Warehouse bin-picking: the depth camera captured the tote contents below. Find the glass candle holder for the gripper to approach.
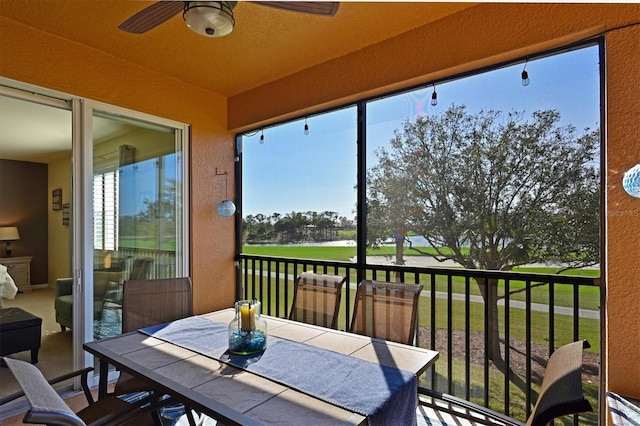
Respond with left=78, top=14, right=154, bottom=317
left=228, top=300, right=267, bottom=355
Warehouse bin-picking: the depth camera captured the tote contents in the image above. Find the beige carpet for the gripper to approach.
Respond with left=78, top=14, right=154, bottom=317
left=1, top=287, right=74, bottom=408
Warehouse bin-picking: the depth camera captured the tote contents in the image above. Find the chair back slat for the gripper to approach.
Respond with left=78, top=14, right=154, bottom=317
left=122, top=277, right=193, bottom=333
left=526, top=340, right=593, bottom=426
left=289, top=272, right=346, bottom=329
left=350, top=280, right=423, bottom=345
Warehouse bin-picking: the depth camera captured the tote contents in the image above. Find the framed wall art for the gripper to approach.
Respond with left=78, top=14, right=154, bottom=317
left=52, top=188, right=62, bottom=210
left=62, top=203, right=70, bottom=226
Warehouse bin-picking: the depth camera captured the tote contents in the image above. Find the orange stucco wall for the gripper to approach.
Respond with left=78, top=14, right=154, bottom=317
left=604, top=24, right=640, bottom=399
left=0, top=17, right=237, bottom=315
left=228, top=3, right=618, bottom=131
left=3, top=2, right=640, bottom=418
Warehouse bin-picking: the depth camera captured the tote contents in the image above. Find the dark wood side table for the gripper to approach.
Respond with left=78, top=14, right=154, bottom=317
left=0, top=256, right=33, bottom=293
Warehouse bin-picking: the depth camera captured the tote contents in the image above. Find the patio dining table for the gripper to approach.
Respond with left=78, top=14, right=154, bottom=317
left=83, top=308, right=439, bottom=425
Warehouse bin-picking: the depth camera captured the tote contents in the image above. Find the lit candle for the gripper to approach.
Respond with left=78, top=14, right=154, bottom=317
left=240, top=302, right=255, bottom=331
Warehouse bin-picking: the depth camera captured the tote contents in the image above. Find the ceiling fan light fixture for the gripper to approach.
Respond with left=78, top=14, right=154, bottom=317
left=184, top=1, right=236, bottom=38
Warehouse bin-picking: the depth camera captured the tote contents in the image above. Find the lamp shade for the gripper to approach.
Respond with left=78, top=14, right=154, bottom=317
left=623, top=164, right=640, bottom=198
left=0, top=227, right=20, bottom=241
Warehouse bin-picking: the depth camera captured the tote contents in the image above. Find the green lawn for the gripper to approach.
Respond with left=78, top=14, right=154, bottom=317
left=242, top=244, right=600, bottom=353
left=243, top=244, right=452, bottom=260
left=241, top=245, right=600, bottom=311
left=119, top=238, right=176, bottom=250
left=243, top=245, right=357, bottom=261
left=246, top=274, right=599, bottom=354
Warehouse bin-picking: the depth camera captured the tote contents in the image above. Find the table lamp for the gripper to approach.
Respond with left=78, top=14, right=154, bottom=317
left=0, top=226, right=20, bottom=257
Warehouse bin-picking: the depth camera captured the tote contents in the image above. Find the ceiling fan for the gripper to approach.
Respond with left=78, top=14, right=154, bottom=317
left=118, top=1, right=339, bottom=38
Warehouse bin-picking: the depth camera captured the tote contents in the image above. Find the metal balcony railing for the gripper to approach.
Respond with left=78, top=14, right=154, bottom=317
left=237, top=253, right=600, bottom=425
left=97, top=248, right=177, bottom=279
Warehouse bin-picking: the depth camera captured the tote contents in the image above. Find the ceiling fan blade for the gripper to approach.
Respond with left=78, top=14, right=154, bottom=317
left=251, top=1, right=339, bottom=17
left=118, top=1, right=185, bottom=34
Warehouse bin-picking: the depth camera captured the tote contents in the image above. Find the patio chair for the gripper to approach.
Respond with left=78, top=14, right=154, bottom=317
left=129, top=257, right=154, bottom=281
left=607, top=391, right=640, bottom=425
left=107, top=277, right=201, bottom=425
left=95, top=257, right=154, bottom=334
left=289, top=272, right=346, bottom=329
left=112, top=277, right=194, bottom=396
left=419, top=340, right=593, bottom=426
left=349, top=280, right=423, bottom=345
left=1, top=357, right=162, bottom=425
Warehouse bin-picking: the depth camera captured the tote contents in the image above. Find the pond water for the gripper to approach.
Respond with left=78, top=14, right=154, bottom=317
left=245, top=236, right=431, bottom=247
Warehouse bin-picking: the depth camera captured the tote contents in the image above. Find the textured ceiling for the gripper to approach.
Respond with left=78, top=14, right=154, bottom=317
left=0, top=1, right=475, bottom=162
left=0, top=1, right=475, bottom=97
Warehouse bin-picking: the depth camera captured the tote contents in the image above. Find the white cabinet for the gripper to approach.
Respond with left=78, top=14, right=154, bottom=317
left=0, top=256, right=32, bottom=293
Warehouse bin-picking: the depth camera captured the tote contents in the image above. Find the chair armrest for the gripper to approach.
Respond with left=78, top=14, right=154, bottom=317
left=0, top=366, right=94, bottom=407
left=55, top=278, right=74, bottom=297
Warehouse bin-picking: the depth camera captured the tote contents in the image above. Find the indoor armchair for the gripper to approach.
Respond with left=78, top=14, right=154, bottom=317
left=54, top=277, right=112, bottom=332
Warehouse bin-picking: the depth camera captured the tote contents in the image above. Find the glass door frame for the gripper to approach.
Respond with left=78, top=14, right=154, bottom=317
left=77, top=99, right=190, bottom=385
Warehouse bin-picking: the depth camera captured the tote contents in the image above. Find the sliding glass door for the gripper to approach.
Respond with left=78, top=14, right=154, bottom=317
left=0, top=84, right=75, bottom=397
left=0, top=79, right=190, bottom=395
left=83, top=104, right=189, bottom=342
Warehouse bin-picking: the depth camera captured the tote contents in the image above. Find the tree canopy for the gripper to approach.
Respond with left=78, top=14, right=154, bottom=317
left=366, top=105, right=600, bottom=271
left=366, top=104, right=600, bottom=384
left=119, top=178, right=178, bottom=248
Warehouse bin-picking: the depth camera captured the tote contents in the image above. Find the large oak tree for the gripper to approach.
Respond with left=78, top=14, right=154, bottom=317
left=366, top=105, right=599, bottom=386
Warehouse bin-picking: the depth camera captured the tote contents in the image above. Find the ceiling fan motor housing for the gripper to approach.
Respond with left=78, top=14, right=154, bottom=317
left=183, top=1, right=237, bottom=38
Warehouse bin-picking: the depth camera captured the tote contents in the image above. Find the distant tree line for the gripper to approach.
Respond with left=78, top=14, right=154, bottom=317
left=243, top=211, right=355, bottom=243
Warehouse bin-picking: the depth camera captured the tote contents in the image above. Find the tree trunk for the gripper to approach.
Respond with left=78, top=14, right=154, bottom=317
left=478, top=277, right=502, bottom=361
left=394, top=223, right=405, bottom=266
left=476, top=277, right=531, bottom=398
left=393, top=223, right=405, bottom=282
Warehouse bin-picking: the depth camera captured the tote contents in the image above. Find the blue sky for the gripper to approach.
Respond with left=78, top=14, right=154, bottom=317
left=241, top=44, right=601, bottom=219
left=119, top=153, right=179, bottom=216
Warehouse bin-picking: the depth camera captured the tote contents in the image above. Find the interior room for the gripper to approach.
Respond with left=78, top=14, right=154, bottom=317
left=0, top=94, right=181, bottom=400
left=0, top=95, right=74, bottom=394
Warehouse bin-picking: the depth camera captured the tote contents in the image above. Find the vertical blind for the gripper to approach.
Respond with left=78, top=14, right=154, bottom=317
left=93, top=144, right=134, bottom=251
left=93, top=170, right=118, bottom=251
